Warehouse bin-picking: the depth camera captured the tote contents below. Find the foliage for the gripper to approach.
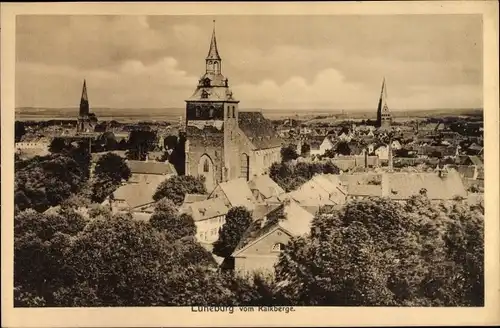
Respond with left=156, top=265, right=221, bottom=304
left=335, top=141, right=351, bottom=156
left=269, top=161, right=340, bottom=192
left=153, top=175, right=206, bottom=206
left=15, top=153, right=89, bottom=212
left=280, top=144, right=299, bottom=162
left=15, top=121, right=27, bottom=142
left=169, top=133, right=186, bottom=175
left=126, top=130, right=157, bottom=160
left=149, top=198, right=197, bottom=239
left=274, top=196, right=484, bottom=306
left=213, top=206, right=253, bottom=258
left=300, top=143, right=311, bottom=155
left=91, top=153, right=131, bottom=203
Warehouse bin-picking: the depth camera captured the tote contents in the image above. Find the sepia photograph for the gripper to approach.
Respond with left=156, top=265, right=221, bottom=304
left=2, top=1, right=499, bottom=327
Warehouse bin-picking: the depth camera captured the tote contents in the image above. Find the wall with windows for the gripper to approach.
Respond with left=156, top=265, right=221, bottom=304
left=234, top=227, right=291, bottom=274
left=195, top=214, right=226, bottom=244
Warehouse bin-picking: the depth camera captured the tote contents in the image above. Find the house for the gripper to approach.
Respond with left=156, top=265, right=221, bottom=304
left=104, top=178, right=164, bottom=213
left=180, top=197, right=230, bottom=244
left=283, top=174, right=347, bottom=214
left=391, top=140, right=402, bottom=150
left=375, top=145, right=389, bottom=160
left=318, top=136, right=335, bottom=155
left=179, top=193, right=208, bottom=212
left=232, top=200, right=314, bottom=275
left=385, top=169, right=467, bottom=201
left=209, top=178, right=257, bottom=210
left=247, top=175, right=285, bottom=204
left=127, top=160, right=177, bottom=185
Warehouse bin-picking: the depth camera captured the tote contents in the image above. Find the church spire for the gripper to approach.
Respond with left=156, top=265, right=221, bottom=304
left=79, top=79, right=89, bottom=116
left=207, top=20, right=221, bottom=60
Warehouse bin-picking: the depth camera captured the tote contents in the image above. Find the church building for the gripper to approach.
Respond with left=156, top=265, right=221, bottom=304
left=184, top=22, right=283, bottom=192
left=77, top=79, right=97, bottom=133
left=376, top=78, right=392, bottom=130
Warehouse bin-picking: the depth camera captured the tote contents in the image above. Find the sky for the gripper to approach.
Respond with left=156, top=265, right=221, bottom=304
left=15, top=15, right=483, bottom=111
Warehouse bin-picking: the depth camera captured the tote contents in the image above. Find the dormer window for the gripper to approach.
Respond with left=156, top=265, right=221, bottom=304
left=203, top=78, right=211, bottom=87
left=201, top=90, right=209, bottom=99
left=271, top=243, right=286, bottom=252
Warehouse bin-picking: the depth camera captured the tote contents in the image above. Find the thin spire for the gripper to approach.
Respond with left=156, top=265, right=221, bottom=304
left=81, top=79, right=88, bottom=102
left=207, top=20, right=221, bottom=60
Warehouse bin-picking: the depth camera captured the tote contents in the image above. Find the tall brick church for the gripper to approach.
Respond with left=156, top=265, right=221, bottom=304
left=184, top=22, right=282, bottom=191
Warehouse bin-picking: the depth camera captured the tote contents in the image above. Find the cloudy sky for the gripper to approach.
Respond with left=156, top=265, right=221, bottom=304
left=16, top=15, right=482, bottom=111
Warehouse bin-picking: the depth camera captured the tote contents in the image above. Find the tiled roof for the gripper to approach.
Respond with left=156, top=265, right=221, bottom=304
left=238, top=111, right=283, bottom=149
left=247, top=175, right=285, bottom=199
left=188, top=86, right=236, bottom=102
left=386, top=170, right=467, bottom=200
left=112, top=179, right=163, bottom=209
left=181, top=197, right=229, bottom=222
left=214, top=178, right=257, bottom=210
left=183, top=193, right=208, bottom=204
left=232, top=200, right=314, bottom=256
left=348, top=184, right=383, bottom=197
left=127, top=160, right=177, bottom=175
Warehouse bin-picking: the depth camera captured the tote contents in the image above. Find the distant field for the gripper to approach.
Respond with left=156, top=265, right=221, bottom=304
left=15, top=107, right=483, bottom=123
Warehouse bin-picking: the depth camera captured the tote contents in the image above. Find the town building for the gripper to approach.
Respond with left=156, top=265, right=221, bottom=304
left=232, top=199, right=314, bottom=275
left=184, top=22, right=282, bottom=192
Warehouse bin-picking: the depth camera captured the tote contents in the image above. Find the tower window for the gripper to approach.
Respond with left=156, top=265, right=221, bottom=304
left=232, top=106, right=236, bottom=118
left=201, top=90, right=209, bottom=99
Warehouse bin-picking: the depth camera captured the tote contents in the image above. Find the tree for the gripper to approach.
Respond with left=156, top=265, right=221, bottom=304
left=274, top=197, right=484, bottom=306
left=335, top=141, right=351, bottom=156
left=153, top=175, right=206, bottom=206
left=126, top=130, right=157, bottom=160
left=300, top=143, right=311, bottom=156
left=48, top=138, right=69, bottom=154
left=212, top=206, right=253, bottom=258
left=280, top=144, right=299, bottom=162
left=149, top=199, right=197, bottom=239
left=91, top=153, right=131, bottom=203
left=15, top=121, right=26, bottom=142
left=169, top=133, right=186, bottom=175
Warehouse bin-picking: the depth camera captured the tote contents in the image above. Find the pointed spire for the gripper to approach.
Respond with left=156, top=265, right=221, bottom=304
left=207, top=20, right=221, bottom=60
left=81, top=79, right=88, bottom=102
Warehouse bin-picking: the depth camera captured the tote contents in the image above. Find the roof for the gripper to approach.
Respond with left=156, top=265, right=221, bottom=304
left=468, top=155, right=483, bottom=166
left=348, top=184, right=383, bottom=197
left=284, top=174, right=345, bottom=207
left=181, top=197, right=230, bottom=222
left=206, top=23, right=221, bottom=60
left=127, top=160, right=177, bottom=175
left=252, top=203, right=282, bottom=221
left=232, top=200, right=314, bottom=257
left=183, top=193, right=208, bottom=204
left=386, top=170, right=467, bottom=200
left=247, top=175, right=285, bottom=199
left=238, top=111, right=283, bottom=149
left=112, top=179, right=163, bottom=209
left=212, top=178, right=257, bottom=210
left=187, top=85, right=236, bottom=102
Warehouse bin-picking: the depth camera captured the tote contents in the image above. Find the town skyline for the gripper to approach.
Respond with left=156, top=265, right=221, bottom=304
left=16, top=15, right=482, bottom=111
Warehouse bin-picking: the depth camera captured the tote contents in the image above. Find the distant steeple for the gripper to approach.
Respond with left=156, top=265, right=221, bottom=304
left=205, top=20, right=222, bottom=74
left=376, top=77, right=391, bottom=129
left=79, top=79, right=89, bottom=117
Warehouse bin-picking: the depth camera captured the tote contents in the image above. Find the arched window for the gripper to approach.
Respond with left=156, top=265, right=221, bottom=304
left=232, top=106, right=236, bottom=118
left=271, top=243, right=285, bottom=252
left=203, top=159, right=210, bottom=172
left=214, top=61, right=219, bottom=71
left=240, top=153, right=250, bottom=181
left=209, top=106, right=215, bottom=118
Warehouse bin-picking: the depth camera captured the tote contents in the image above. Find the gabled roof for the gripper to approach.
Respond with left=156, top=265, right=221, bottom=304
left=181, top=197, right=229, bottom=222
left=232, top=200, right=314, bottom=257
left=468, top=155, right=483, bottom=166
left=211, top=178, right=257, bottom=210
left=112, top=179, right=163, bottom=209
left=247, top=175, right=285, bottom=199
left=127, top=160, right=177, bottom=176
left=238, top=111, right=283, bottom=149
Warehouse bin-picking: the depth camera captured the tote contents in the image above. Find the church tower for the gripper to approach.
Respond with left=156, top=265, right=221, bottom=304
left=77, top=79, right=93, bottom=133
left=185, top=21, right=240, bottom=191
left=376, top=78, right=392, bottom=130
